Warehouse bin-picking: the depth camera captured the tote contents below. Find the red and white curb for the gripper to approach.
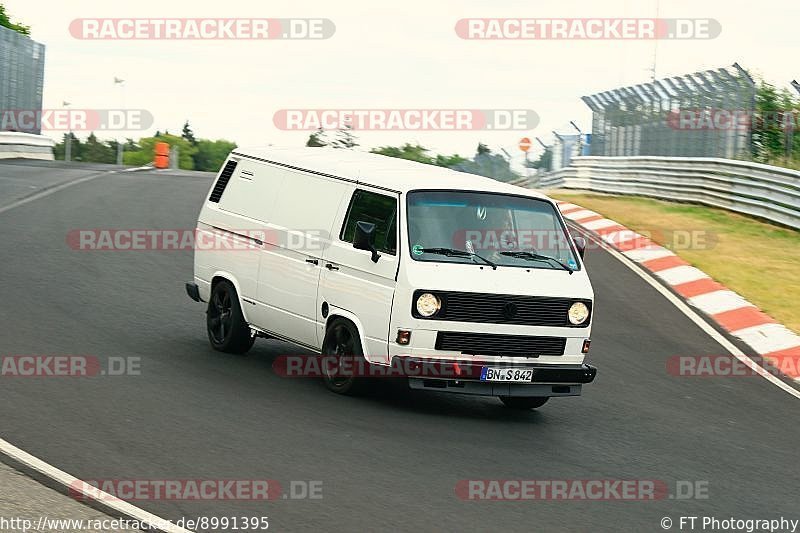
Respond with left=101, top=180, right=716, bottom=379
left=557, top=201, right=800, bottom=382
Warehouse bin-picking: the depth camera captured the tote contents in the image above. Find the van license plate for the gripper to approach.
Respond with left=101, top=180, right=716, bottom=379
left=480, top=367, right=534, bottom=382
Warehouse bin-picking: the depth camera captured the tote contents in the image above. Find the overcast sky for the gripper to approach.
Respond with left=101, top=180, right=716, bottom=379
left=7, top=0, right=799, bottom=164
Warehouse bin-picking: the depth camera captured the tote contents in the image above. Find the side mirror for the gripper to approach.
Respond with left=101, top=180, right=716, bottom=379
left=353, top=221, right=380, bottom=263
left=573, top=236, right=586, bottom=259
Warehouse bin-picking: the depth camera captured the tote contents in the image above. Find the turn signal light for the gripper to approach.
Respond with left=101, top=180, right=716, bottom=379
left=396, top=330, right=412, bottom=345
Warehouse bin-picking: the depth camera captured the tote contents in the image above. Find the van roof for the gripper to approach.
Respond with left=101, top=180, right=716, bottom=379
left=231, top=146, right=549, bottom=200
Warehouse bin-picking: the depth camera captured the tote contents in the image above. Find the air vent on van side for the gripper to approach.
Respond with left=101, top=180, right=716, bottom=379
left=208, top=160, right=238, bottom=203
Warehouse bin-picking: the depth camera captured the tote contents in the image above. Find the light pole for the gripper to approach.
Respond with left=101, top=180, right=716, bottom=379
left=552, top=131, right=564, bottom=170
left=651, top=0, right=660, bottom=81
left=791, top=81, right=800, bottom=160
left=63, top=101, right=72, bottom=162
left=114, top=77, right=125, bottom=165
left=570, top=120, right=583, bottom=158
left=535, top=137, right=549, bottom=174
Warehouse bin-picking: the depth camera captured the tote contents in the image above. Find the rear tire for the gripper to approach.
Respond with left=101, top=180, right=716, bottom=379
left=321, top=319, right=370, bottom=395
left=206, top=280, right=254, bottom=355
left=499, top=396, right=549, bottom=410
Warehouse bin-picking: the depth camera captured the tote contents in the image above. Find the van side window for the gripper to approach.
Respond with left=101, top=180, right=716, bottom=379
left=340, top=190, right=398, bottom=255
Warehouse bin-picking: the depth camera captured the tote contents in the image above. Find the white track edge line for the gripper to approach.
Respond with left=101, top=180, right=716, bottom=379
left=0, top=170, right=113, bottom=216
left=0, top=437, right=191, bottom=533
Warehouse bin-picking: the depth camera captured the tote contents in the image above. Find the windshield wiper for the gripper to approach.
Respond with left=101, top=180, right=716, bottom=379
left=421, top=247, right=497, bottom=270
left=499, top=251, right=574, bottom=274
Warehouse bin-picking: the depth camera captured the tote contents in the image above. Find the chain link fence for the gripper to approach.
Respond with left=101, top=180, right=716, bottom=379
left=583, top=63, right=756, bottom=160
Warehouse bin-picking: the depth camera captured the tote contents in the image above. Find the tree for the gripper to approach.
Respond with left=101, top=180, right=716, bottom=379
left=370, top=142, right=480, bottom=178
left=82, top=133, right=115, bottom=164
left=123, top=133, right=197, bottom=169
left=55, top=129, right=234, bottom=170
left=0, top=4, right=31, bottom=36
left=371, top=143, right=434, bottom=164
left=784, top=90, right=800, bottom=161
left=181, top=121, right=197, bottom=146
left=331, top=123, right=358, bottom=149
left=753, top=81, right=784, bottom=162
left=370, top=143, right=470, bottom=170
left=528, top=148, right=553, bottom=171
left=434, top=153, right=468, bottom=167
left=751, top=80, right=800, bottom=165
left=193, top=139, right=237, bottom=172
left=53, top=133, right=81, bottom=161
left=306, top=128, right=329, bottom=147
left=448, top=143, right=521, bottom=182
left=324, top=133, right=519, bottom=180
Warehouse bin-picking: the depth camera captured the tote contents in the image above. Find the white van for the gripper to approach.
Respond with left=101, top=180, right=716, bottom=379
left=186, top=147, right=596, bottom=409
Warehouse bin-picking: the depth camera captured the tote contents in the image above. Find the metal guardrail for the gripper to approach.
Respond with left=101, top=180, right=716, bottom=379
left=0, top=132, right=55, bottom=160
left=518, top=156, right=800, bottom=230
left=509, top=170, right=579, bottom=191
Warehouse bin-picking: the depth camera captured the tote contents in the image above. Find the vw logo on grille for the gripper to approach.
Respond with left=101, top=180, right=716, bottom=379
left=502, top=302, right=518, bottom=319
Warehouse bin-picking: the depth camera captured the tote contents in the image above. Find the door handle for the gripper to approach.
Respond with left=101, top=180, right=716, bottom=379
left=305, top=259, right=319, bottom=265
left=325, top=263, right=339, bottom=271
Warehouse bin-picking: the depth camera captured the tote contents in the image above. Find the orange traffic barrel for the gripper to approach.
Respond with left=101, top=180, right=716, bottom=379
left=154, top=142, right=169, bottom=168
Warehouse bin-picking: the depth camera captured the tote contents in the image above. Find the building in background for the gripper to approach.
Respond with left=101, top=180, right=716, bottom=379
left=0, top=23, right=46, bottom=134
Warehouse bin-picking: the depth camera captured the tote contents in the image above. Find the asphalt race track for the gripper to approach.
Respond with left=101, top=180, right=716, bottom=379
left=1, top=160, right=798, bottom=532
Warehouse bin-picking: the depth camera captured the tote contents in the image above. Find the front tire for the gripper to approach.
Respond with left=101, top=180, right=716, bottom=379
left=206, top=280, right=254, bottom=354
left=321, top=319, right=370, bottom=395
left=499, top=396, right=549, bottom=410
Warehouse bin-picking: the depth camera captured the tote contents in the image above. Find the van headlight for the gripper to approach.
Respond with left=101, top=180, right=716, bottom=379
left=416, top=293, right=442, bottom=317
left=568, top=302, right=590, bottom=325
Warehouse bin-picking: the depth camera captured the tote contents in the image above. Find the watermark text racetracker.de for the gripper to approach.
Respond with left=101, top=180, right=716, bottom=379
left=0, top=355, right=140, bottom=377
left=667, top=355, right=800, bottom=379
left=456, top=479, right=709, bottom=501
left=69, top=479, right=322, bottom=501
left=452, top=228, right=717, bottom=252
left=273, top=109, right=539, bottom=131
left=69, top=18, right=335, bottom=40
left=667, top=109, right=800, bottom=131
left=1, top=109, right=153, bottom=132
left=66, top=228, right=328, bottom=252
left=456, top=18, right=721, bottom=40
left=274, top=355, right=487, bottom=379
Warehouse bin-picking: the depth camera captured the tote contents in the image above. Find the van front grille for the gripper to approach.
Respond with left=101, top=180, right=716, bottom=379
left=413, top=290, right=591, bottom=328
left=435, top=331, right=566, bottom=358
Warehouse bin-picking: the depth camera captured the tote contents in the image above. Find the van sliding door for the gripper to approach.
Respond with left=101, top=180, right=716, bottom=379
left=256, top=166, right=350, bottom=350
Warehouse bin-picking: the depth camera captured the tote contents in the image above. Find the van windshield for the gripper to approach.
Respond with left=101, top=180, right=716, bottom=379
left=406, top=190, right=580, bottom=271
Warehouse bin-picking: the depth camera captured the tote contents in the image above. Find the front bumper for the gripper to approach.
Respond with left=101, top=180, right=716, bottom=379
left=387, top=328, right=589, bottom=366
left=185, top=282, right=201, bottom=302
left=395, top=357, right=597, bottom=397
